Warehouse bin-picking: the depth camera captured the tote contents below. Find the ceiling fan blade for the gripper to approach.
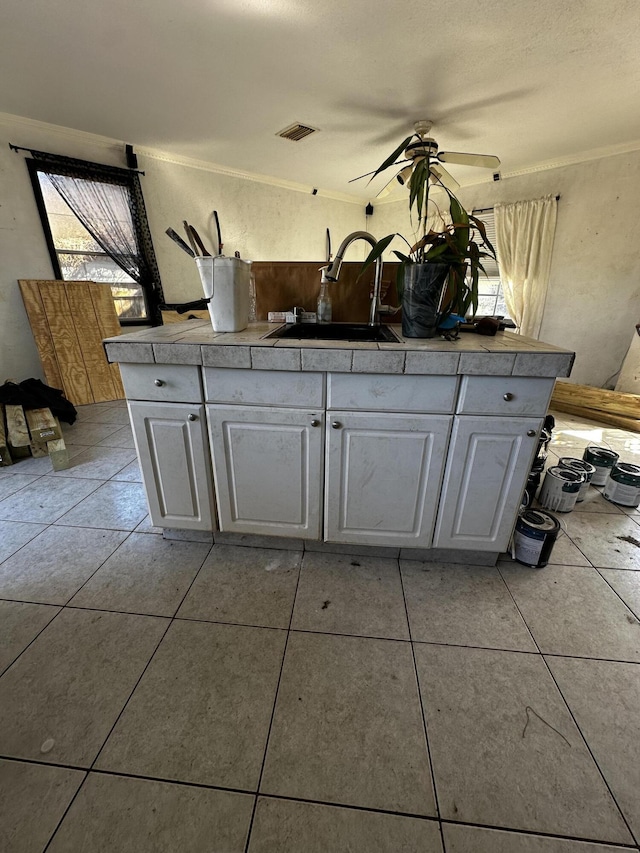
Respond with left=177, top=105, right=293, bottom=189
left=349, top=160, right=410, bottom=183
left=375, top=170, right=403, bottom=198
left=438, top=151, right=501, bottom=169
left=429, top=164, right=460, bottom=191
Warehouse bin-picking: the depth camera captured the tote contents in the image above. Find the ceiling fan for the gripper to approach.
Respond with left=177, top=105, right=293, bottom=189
left=351, top=120, right=501, bottom=197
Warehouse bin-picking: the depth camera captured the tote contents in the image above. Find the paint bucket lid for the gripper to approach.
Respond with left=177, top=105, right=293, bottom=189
left=558, top=457, right=596, bottom=478
left=610, top=462, right=640, bottom=487
left=583, top=446, right=619, bottom=467
left=547, top=465, right=585, bottom=484
left=518, top=508, right=560, bottom=533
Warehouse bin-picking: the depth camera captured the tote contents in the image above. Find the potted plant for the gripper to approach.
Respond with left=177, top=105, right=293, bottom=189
left=361, top=145, right=497, bottom=338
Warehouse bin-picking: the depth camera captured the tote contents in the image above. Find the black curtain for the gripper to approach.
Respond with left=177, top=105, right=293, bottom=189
left=29, top=149, right=164, bottom=324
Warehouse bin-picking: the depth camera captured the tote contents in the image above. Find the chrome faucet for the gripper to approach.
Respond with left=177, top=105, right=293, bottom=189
left=323, top=230, right=385, bottom=326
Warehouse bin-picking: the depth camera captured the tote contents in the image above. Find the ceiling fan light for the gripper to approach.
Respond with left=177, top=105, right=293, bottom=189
left=397, top=165, right=414, bottom=186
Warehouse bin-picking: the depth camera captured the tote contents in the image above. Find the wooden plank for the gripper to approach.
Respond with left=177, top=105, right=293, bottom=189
left=88, top=282, right=125, bottom=399
left=47, top=419, right=69, bottom=471
left=18, top=280, right=64, bottom=390
left=37, top=281, right=94, bottom=405
left=552, top=400, right=640, bottom=433
left=65, top=282, right=118, bottom=403
left=25, top=408, right=62, bottom=443
left=29, top=442, right=48, bottom=458
left=5, top=405, right=31, bottom=446
left=161, top=310, right=210, bottom=324
left=0, top=406, right=13, bottom=466
left=553, top=380, right=640, bottom=419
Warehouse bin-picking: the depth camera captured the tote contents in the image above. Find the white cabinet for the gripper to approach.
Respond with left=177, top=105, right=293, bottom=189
left=433, top=415, right=542, bottom=552
left=128, top=401, right=215, bottom=531
left=207, top=404, right=324, bottom=538
left=324, top=411, right=452, bottom=547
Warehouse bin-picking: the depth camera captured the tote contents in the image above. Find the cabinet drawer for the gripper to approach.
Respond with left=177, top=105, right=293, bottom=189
left=328, top=373, right=458, bottom=413
left=457, top=376, right=554, bottom=416
left=120, top=364, right=202, bottom=403
left=204, top=368, right=324, bottom=408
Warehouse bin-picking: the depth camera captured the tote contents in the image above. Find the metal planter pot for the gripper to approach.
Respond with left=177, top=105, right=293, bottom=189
left=401, top=263, right=450, bottom=338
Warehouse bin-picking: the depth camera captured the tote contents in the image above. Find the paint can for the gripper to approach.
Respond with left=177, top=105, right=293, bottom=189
left=557, top=457, right=596, bottom=502
left=538, top=466, right=585, bottom=513
left=603, top=462, right=640, bottom=507
left=513, top=509, right=560, bottom=568
left=582, top=446, right=619, bottom=487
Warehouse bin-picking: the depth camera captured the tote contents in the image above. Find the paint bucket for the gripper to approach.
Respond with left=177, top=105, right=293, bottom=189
left=582, top=446, right=619, bottom=487
left=603, top=462, right=640, bottom=507
left=557, top=457, right=596, bottom=502
left=513, top=509, right=560, bottom=568
left=538, top=466, right=585, bottom=513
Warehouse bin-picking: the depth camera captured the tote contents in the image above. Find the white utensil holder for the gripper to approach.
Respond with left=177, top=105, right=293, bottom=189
left=195, top=256, right=252, bottom=332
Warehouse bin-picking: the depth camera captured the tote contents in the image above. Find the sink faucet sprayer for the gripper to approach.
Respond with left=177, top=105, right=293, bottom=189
left=323, top=231, right=394, bottom=327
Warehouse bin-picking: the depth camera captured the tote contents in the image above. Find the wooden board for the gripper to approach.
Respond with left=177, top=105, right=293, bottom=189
left=88, top=282, right=125, bottom=398
left=161, top=310, right=210, bottom=324
left=553, top=380, right=640, bottom=419
left=0, top=405, right=12, bottom=466
left=18, top=280, right=64, bottom=390
left=552, top=400, right=640, bottom=433
left=5, top=405, right=30, bottom=447
left=19, top=279, right=125, bottom=405
left=25, top=407, right=62, bottom=443
left=65, top=281, right=118, bottom=402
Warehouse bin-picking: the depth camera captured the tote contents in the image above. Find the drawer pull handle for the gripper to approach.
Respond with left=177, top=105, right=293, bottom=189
left=331, top=421, right=342, bottom=430
left=188, top=414, right=197, bottom=422
left=154, top=379, right=165, bottom=387
left=310, top=419, right=320, bottom=427
left=526, top=429, right=537, bottom=437
left=503, top=392, right=514, bottom=401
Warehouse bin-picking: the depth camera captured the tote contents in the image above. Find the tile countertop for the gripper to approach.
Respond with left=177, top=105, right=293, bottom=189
left=103, top=321, right=575, bottom=378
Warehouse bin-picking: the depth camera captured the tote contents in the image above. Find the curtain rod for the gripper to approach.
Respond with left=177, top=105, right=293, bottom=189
left=473, top=195, right=560, bottom=214
left=8, top=143, right=146, bottom=175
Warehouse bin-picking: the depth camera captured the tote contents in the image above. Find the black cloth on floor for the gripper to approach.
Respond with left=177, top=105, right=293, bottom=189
left=0, top=379, right=77, bottom=424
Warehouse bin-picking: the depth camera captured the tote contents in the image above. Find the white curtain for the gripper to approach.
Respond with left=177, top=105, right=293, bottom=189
left=495, top=195, right=558, bottom=339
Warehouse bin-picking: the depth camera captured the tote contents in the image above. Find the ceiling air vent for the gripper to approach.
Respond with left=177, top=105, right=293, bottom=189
left=276, top=123, right=318, bottom=142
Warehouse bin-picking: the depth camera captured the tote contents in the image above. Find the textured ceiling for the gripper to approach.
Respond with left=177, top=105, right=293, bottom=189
left=2, top=0, right=640, bottom=200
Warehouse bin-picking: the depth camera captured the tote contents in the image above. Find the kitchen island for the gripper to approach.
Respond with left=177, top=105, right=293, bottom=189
left=104, top=321, right=574, bottom=564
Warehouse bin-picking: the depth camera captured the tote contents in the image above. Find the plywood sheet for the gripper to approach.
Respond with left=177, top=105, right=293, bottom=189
left=88, top=283, right=125, bottom=398
left=18, top=280, right=63, bottom=390
left=65, top=281, right=117, bottom=402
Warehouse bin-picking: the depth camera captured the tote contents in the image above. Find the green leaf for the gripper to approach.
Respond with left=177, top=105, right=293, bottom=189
left=357, top=233, right=396, bottom=279
left=396, top=263, right=405, bottom=301
left=392, top=251, right=413, bottom=264
left=367, top=136, right=413, bottom=184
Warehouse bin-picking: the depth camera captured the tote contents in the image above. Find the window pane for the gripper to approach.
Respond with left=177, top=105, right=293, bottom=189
left=476, top=294, right=498, bottom=316
left=37, top=171, right=147, bottom=321
left=477, top=278, right=501, bottom=296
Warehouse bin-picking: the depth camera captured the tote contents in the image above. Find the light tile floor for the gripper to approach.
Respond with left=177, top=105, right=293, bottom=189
left=1, top=402, right=640, bottom=852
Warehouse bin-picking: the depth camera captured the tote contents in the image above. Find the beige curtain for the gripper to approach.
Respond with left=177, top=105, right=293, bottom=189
left=495, top=195, right=558, bottom=339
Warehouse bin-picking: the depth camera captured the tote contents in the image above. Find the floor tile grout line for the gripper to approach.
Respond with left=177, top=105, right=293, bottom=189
left=41, top=536, right=215, bottom=853
left=594, top=566, right=640, bottom=622
left=496, top=564, right=638, bottom=847
left=242, top=550, right=304, bottom=853
left=0, top=605, right=64, bottom=680
left=397, top=558, right=445, bottom=850
left=539, top=654, right=639, bottom=848
left=439, top=816, right=639, bottom=849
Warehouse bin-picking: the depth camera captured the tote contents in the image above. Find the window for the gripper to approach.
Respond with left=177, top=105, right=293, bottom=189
left=472, top=208, right=512, bottom=322
left=28, top=154, right=163, bottom=325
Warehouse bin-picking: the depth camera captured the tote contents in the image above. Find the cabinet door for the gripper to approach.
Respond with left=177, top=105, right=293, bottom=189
left=128, top=401, right=215, bottom=531
left=433, top=415, right=542, bottom=552
left=324, top=412, right=452, bottom=547
left=207, top=405, right=324, bottom=538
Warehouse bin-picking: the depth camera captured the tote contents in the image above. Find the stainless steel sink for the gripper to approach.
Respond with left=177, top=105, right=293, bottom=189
left=264, top=323, right=401, bottom=343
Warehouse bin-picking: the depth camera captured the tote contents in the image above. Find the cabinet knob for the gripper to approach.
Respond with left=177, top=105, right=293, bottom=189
left=526, top=429, right=537, bottom=437
left=310, top=419, right=320, bottom=427
left=331, top=421, right=342, bottom=430
left=154, top=379, right=164, bottom=387
left=503, top=392, right=514, bottom=401
left=188, top=413, right=197, bottom=422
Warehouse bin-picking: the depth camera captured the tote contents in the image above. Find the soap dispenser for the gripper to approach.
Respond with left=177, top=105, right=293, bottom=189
left=317, top=269, right=332, bottom=324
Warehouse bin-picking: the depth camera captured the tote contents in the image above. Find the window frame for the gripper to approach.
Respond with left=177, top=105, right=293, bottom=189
left=27, top=157, right=161, bottom=327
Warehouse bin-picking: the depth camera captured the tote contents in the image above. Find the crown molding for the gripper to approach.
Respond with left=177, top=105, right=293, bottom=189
left=0, top=111, right=361, bottom=205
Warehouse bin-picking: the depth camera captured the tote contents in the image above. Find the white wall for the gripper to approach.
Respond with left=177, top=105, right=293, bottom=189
left=0, top=113, right=364, bottom=381
left=370, top=152, right=640, bottom=388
